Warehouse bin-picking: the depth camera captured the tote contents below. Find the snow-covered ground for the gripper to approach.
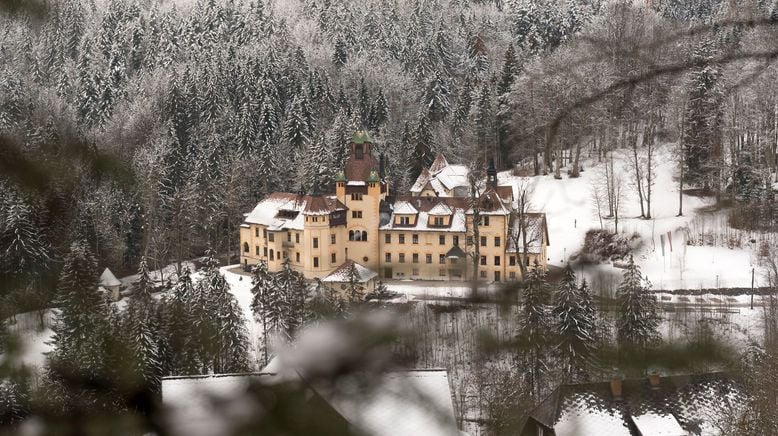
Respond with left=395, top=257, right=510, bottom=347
left=499, top=145, right=762, bottom=291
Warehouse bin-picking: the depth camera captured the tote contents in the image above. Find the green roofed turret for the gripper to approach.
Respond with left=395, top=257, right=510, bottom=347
left=366, top=169, right=380, bottom=182
left=334, top=170, right=347, bottom=182
left=352, top=130, right=372, bottom=144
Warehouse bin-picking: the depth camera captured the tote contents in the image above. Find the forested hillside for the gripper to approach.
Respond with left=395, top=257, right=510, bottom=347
left=3, top=0, right=777, bottom=306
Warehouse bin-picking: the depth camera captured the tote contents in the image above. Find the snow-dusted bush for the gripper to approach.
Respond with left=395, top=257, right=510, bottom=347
left=575, top=229, right=641, bottom=263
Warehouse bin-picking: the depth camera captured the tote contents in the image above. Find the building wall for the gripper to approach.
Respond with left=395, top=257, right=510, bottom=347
left=379, top=230, right=467, bottom=280
left=336, top=181, right=383, bottom=272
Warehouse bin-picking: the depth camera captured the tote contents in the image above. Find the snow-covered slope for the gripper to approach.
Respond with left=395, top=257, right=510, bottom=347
left=498, top=145, right=760, bottom=291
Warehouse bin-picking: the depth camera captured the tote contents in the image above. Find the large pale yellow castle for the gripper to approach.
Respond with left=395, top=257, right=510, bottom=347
left=239, top=132, right=549, bottom=284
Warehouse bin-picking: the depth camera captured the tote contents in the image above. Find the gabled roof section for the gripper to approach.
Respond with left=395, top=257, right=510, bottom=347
left=244, top=193, right=347, bottom=230
left=470, top=189, right=511, bottom=215
left=100, top=268, right=121, bottom=287
left=392, top=200, right=418, bottom=215
left=322, top=260, right=378, bottom=283
left=410, top=168, right=432, bottom=194
left=429, top=153, right=449, bottom=174
left=428, top=202, right=452, bottom=216
left=352, top=130, right=372, bottom=144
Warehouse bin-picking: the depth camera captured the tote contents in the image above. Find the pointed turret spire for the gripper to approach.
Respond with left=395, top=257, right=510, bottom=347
left=486, top=158, right=497, bottom=189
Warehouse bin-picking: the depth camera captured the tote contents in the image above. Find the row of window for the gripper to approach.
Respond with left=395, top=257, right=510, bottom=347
left=384, top=233, right=461, bottom=246
left=385, top=253, right=452, bottom=264
left=243, top=243, right=337, bottom=269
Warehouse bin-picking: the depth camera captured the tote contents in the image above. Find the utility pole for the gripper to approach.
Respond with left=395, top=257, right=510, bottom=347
left=750, top=267, right=755, bottom=310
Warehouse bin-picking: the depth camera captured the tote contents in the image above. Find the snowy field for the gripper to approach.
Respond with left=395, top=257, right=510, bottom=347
left=499, top=145, right=763, bottom=291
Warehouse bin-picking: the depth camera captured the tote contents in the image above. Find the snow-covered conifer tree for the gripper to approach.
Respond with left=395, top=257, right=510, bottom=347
left=552, top=265, right=595, bottom=382
left=616, top=255, right=661, bottom=349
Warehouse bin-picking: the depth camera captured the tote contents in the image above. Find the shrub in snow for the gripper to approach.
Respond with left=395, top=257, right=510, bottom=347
left=575, top=229, right=641, bottom=263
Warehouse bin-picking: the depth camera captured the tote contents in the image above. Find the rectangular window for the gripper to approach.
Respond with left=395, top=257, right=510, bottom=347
left=399, top=253, right=405, bottom=263
left=355, top=144, right=364, bottom=159
left=481, top=216, right=490, bottom=226
left=526, top=257, right=531, bottom=266
left=453, top=235, right=459, bottom=246
left=439, top=254, right=446, bottom=264
left=287, top=233, right=292, bottom=242
left=270, top=250, right=275, bottom=261
left=331, top=234, right=336, bottom=244
left=385, top=253, right=392, bottom=262
left=296, top=233, right=300, bottom=243
left=509, top=256, right=516, bottom=266
left=480, top=270, right=487, bottom=278
left=439, top=235, right=445, bottom=245
left=313, top=237, right=319, bottom=249
left=433, top=216, right=444, bottom=226
left=412, top=234, right=419, bottom=244
left=494, top=237, right=501, bottom=247
left=263, top=247, right=268, bottom=257
left=385, top=234, right=391, bottom=244
left=412, top=253, right=419, bottom=263
left=425, top=254, right=432, bottom=264
left=480, top=255, right=486, bottom=266
left=263, top=229, right=267, bottom=238
left=255, top=228, right=259, bottom=237
left=466, top=236, right=473, bottom=246
left=296, top=252, right=300, bottom=263
left=480, top=236, right=487, bottom=247
left=313, top=257, right=319, bottom=267
left=399, top=216, right=410, bottom=225
left=331, top=253, right=336, bottom=263
left=439, top=269, right=446, bottom=276
left=255, top=246, right=260, bottom=255
left=269, top=232, right=275, bottom=242
left=352, top=211, right=363, bottom=219
left=494, top=271, right=501, bottom=282
left=351, top=193, right=363, bottom=201
left=494, top=256, right=501, bottom=266
left=399, top=234, right=405, bottom=244
left=509, top=271, right=516, bottom=279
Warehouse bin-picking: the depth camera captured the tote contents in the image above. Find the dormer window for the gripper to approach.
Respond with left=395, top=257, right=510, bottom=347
left=399, top=216, right=410, bottom=225
left=355, top=144, right=364, bottom=159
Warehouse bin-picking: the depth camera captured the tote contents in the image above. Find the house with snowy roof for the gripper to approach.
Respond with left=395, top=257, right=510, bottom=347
left=239, top=131, right=549, bottom=283
left=520, top=372, right=745, bottom=436
left=411, top=153, right=470, bottom=197
left=160, top=368, right=461, bottom=436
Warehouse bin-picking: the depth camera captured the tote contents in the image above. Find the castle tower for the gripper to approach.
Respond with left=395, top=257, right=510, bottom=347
left=335, top=131, right=385, bottom=272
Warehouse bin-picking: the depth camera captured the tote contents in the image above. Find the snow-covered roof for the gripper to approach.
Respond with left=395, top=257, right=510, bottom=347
left=161, top=369, right=459, bottom=436
left=428, top=202, right=452, bottom=216
left=392, top=200, right=418, bottom=215
left=100, top=268, right=121, bottom=287
left=410, top=155, right=469, bottom=197
left=161, top=373, right=276, bottom=436
left=528, top=372, right=745, bottom=436
left=322, top=260, right=378, bottom=283
left=631, top=413, right=686, bottom=436
left=347, top=181, right=367, bottom=186
left=324, top=369, right=458, bottom=436
left=244, top=193, right=348, bottom=230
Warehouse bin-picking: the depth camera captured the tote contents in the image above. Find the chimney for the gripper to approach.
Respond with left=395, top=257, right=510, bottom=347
left=610, top=375, right=623, bottom=400
left=649, top=371, right=661, bottom=389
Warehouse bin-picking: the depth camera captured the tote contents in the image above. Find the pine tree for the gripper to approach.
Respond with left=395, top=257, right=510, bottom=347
left=616, top=255, right=661, bottom=349
left=552, top=266, right=595, bottom=382
left=423, top=71, right=451, bottom=123
left=345, top=262, right=366, bottom=306
left=358, top=77, right=371, bottom=127
left=332, top=38, right=348, bottom=69
left=283, top=92, right=315, bottom=148
left=274, top=258, right=308, bottom=340
left=48, top=241, right=114, bottom=407
left=411, top=112, right=434, bottom=180
left=368, top=88, right=389, bottom=131
left=251, top=261, right=276, bottom=365
left=498, top=44, right=519, bottom=96
left=519, top=262, right=550, bottom=400
left=0, top=193, right=50, bottom=282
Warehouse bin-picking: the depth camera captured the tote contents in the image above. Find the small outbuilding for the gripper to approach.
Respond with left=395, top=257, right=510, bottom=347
left=99, top=267, right=122, bottom=301
left=321, top=260, right=379, bottom=295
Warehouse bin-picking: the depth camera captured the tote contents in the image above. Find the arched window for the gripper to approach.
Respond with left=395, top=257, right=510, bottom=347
left=349, top=230, right=355, bottom=241
left=243, top=242, right=249, bottom=253
left=362, top=231, right=368, bottom=241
